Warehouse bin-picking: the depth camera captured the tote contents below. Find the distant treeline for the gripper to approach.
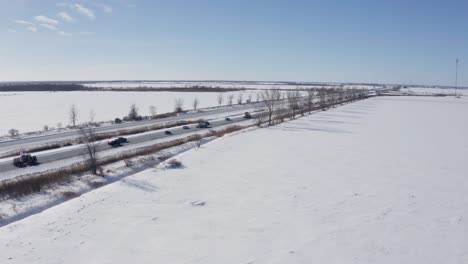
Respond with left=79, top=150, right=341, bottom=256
left=0, top=83, right=87, bottom=92
left=104, top=86, right=248, bottom=92
left=0, top=83, right=247, bottom=92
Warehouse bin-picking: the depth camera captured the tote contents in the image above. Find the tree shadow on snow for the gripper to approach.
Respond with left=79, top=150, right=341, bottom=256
left=318, top=113, right=363, bottom=119
left=271, top=125, right=351, bottom=134
left=302, top=119, right=359, bottom=125
left=121, top=178, right=159, bottom=193
left=339, top=109, right=372, bottom=115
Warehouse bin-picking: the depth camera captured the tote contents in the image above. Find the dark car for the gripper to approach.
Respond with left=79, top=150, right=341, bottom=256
left=165, top=130, right=172, bottom=135
left=117, top=137, right=128, bottom=143
left=196, top=121, right=210, bottom=128
left=225, top=117, right=232, bottom=121
left=13, top=152, right=38, bottom=167
left=182, top=125, right=190, bottom=129
left=108, top=137, right=128, bottom=146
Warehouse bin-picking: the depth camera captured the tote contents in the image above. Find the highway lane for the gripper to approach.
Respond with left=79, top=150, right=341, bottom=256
left=0, top=102, right=263, bottom=152
left=0, top=114, right=250, bottom=176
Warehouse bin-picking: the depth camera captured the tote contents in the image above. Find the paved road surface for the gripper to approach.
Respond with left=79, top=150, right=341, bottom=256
left=0, top=102, right=263, bottom=152
left=0, top=113, right=253, bottom=177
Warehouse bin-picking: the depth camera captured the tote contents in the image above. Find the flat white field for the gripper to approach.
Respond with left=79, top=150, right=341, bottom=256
left=83, top=81, right=350, bottom=90
left=0, top=91, right=248, bottom=135
left=0, top=96, right=467, bottom=263
left=401, top=87, right=468, bottom=96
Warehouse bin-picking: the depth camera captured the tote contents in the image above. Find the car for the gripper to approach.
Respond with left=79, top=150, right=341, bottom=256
left=182, top=125, right=190, bottom=129
left=243, top=112, right=252, bottom=119
left=165, top=130, right=172, bottom=135
left=117, top=137, right=128, bottom=143
left=225, top=117, right=232, bottom=121
left=196, top=121, right=210, bottom=128
left=108, top=137, right=128, bottom=146
left=13, top=152, right=38, bottom=167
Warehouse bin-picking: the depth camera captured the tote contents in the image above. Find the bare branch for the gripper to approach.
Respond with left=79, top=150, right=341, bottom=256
left=192, top=98, right=199, bottom=110
left=174, top=98, right=184, bottom=112
left=79, top=127, right=99, bottom=175
left=69, top=104, right=79, bottom=127
left=261, top=89, right=281, bottom=126
left=217, top=93, right=223, bottom=106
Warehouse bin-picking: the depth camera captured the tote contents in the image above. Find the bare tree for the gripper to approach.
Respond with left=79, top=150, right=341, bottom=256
left=255, top=112, right=267, bottom=127
left=43, top=125, right=49, bottom=132
left=192, top=98, right=199, bottom=110
left=353, top=89, right=359, bottom=101
left=8, top=128, right=19, bottom=137
left=57, top=122, right=63, bottom=130
left=149, top=105, right=157, bottom=117
left=261, top=89, right=281, bottom=126
left=69, top=104, right=79, bottom=127
left=351, top=89, right=359, bottom=101
left=128, top=103, right=139, bottom=120
left=306, top=90, right=315, bottom=114
left=287, top=90, right=300, bottom=119
left=174, top=98, right=184, bottom=112
left=237, top=92, right=243, bottom=105
left=329, top=90, right=339, bottom=107
left=319, top=89, right=327, bottom=110
left=89, top=109, right=96, bottom=124
left=217, top=93, right=224, bottom=106
left=227, top=94, right=234, bottom=105
left=246, top=93, right=253, bottom=103
left=336, top=90, right=344, bottom=105
left=80, top=127, right=99, bottom=175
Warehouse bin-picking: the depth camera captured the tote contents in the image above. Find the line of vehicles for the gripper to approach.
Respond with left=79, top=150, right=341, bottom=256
left=12, top=112, right=253, bottom=167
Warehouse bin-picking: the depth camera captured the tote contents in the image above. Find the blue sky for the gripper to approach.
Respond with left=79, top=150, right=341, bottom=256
left=1, top=0, right=467, bottom=86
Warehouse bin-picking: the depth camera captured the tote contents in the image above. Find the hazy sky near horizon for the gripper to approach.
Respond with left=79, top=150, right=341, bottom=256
left=1, top=0, right=467, bottom=86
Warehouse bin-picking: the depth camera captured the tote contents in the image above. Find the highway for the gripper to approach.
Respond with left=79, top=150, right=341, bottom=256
left=0, top=102, right=263, bottom=152
left=0, top=111, right=256, bottom=177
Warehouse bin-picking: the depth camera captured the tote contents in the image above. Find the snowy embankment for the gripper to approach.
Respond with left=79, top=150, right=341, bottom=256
left=1, top=96, right=467, bottom=263
left=0, top=139, right=217, bottom=227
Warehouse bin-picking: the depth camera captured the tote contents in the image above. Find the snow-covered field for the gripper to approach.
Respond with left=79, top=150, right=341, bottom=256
left=0, top=91, right=249, bottom=135
left=83, top=81, right=379, bottom=90
left=400, top=87, right=468, bottom=96
left=1, top=96, right=467, bottom=263
left=83, top=81, right=340, bottom=90
left=2, top=86, right=463, bottom=136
